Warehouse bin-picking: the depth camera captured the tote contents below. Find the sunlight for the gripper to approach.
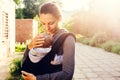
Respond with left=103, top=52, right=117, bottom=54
left=61, top=0, right=90, bottom=11
left=93, top=0, right=120, bottom=30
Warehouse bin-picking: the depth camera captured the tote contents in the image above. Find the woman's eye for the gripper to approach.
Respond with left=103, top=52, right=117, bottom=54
left=42, top=23, right=45, bottom=25
left=49, top=22, right=54, bottom=25
left=50, top=23, right=53, bottom=25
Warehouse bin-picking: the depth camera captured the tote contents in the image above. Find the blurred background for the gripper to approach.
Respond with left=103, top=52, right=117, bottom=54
left=14, top=0, right=120, bottom=40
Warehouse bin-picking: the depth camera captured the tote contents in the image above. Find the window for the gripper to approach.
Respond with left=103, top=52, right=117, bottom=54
left=1, top=11, right=9, bottom=42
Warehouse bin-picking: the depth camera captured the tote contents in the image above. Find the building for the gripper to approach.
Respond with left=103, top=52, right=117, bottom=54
left=16, top=19, right=38, bottom=43
left=0, top=0, right=15, bottom=57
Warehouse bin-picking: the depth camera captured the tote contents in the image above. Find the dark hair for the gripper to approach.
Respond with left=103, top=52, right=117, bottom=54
left=39, top=2, right=62, bottom=19
left=41, top=33, right=53, bottom=48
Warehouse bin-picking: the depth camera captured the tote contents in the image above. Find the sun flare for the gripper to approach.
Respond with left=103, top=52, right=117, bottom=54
left=61, top=0, right=90, bottom=11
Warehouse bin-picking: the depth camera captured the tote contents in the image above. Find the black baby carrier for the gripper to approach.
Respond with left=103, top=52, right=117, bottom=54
left=21, top=33, right=75, bottom=76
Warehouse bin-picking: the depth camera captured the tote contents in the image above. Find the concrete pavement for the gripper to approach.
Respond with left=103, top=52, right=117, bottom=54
left=0, top=58, right=10, bottom=80
left=73, top=43, right=120, bottom=80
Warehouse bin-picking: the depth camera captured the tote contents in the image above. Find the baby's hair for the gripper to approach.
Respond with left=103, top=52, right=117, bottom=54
left=41, top=33, right=53, bottom=48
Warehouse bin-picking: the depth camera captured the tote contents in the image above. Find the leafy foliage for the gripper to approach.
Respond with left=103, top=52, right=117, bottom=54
left=22, top=0, right=62, bottom=19
left=22, top=8, right=36, bottom=19
left=15, top=42, right=26, bottom=52
left=89, top=31, right=108, bottom=47
left=76, top=34, right=84, bottom=42
left=77, top=34, right=120, bottom=55
left=62, top=16, right=76, bottom=33
left=100, top=40, right=114, bottom=52
left=14, top=0, right=21, bottom=5
left=7, top=58, right=23, bottom=80
left=14, top=0, right=62, bottom=19
left=15, top=8, right=24, bottom=19
left=111, top=43, right=120, bottom=54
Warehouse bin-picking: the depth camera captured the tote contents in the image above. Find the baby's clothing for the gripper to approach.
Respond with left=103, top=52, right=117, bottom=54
left=51, top=54, right=63, bottom=65
left=29, top=48, right=63, bottom=65
left=29, top=48, right=51, bottom=63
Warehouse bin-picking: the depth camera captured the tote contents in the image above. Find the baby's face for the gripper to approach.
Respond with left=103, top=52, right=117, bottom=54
left=41, top=33, right=53, bottom=48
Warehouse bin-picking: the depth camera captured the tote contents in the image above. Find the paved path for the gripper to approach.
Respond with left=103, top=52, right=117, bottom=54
left=0, top=43, right=120, bottom=80
left=73, top=43, right=120, bottom=80
left=0, top=58, right=10, bottom=80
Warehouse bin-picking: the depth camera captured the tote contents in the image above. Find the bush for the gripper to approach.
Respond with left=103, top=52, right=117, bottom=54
left=76, top=34, right=84, bottom=42
left=76, top=33, right=120, bottom=55
left=100, top=40, right=115, bottom=52
left=82, top=38, right=91, bottom=45
left=111, top=43, right=120, bottom=54
left=15, top=42, right=26, bottom=52
left=79, top=37, right=91, bottom=45
left=89, top=31, right=108, bottom=47
left=7, top=58, right=23, bottom=80
left=76, top=34, right=91, bottom=45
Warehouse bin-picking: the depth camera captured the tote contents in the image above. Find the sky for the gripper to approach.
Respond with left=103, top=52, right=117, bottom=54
left=61, top=0, right=90, bottom=11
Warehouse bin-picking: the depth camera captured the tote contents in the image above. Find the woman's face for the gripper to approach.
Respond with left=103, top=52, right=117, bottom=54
left=40, top=13, right=59, bottom=35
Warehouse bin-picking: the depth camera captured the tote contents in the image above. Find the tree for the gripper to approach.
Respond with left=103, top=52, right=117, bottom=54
left=23, top=0, right=62, bottom=19
left=23, top=0, right=45, bottom=18
left=22, top=8, right=36, bottom=19
left=14, top=0, right=24, bottom=19
left=16, top=8, right=24, bottom=19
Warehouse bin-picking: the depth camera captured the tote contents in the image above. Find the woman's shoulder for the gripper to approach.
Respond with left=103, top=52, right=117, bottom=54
left=53, top=29, right=66, bottom=43
left=63, top=33, right=76, bottom=45
left=53, top=29, right=76, bottom=44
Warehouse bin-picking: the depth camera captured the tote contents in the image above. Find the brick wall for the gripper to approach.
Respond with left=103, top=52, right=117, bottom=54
left=16, top=19, right=38, bottom=42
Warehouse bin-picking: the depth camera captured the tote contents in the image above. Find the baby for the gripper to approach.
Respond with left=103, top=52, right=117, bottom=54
left=29, top=33, right=63, bottom=65
left=29, top=33, right=53, bottom=63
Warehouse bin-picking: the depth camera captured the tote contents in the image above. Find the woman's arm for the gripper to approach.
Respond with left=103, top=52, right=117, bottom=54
left=36, top=35, right=75, bottom=80
left=21, top=46, right=30, bottom=66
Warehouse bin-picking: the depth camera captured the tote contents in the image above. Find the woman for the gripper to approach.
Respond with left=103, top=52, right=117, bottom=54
left=21, top=2, right=76, bottom=80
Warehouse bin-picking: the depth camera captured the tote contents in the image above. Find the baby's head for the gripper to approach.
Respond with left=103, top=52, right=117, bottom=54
left=41, top=33, right=53, bottom=48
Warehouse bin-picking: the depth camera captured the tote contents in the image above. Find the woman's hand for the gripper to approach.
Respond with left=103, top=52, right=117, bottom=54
left=28, top=34, right=45, bottom=49
left=21, top=71, right=36, bottom=80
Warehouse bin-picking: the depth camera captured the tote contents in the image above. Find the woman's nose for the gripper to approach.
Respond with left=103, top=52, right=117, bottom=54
left=45, top=26, right=50, bottom=30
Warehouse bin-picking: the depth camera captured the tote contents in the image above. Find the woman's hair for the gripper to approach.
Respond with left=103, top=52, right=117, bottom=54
left=39, top=2, right=62, bottom=19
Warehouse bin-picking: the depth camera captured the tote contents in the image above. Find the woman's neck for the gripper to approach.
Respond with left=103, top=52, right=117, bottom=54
left=50, top=27, right=60, bottom=37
